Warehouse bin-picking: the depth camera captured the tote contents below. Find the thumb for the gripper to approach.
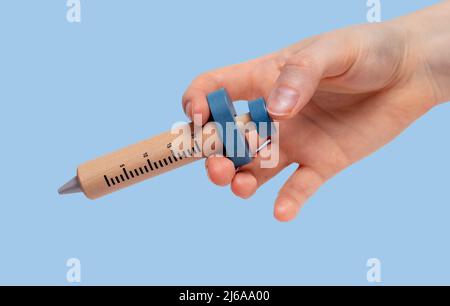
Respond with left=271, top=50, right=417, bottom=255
left=267, top=35, right=356, bottom=119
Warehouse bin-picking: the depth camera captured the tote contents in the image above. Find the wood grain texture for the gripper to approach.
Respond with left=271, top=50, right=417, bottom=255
left=77, top=114, right=252, bottom=199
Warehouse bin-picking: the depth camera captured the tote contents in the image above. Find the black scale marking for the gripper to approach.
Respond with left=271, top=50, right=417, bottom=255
left=103, top=140, right=202, bottom=188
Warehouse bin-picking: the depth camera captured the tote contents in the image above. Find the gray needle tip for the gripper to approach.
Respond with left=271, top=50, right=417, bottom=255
left=58, top=176, right=82, bottom=195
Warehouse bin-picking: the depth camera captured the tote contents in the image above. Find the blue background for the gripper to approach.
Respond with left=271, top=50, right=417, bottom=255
left=0, top=0, right=448, bottom=285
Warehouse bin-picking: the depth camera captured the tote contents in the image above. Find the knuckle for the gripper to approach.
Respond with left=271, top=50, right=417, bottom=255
left=286, top=53, right=318, bottom=72
left=282, top=184, right=305, bottom=203
left=191, top=72, right=219, bottom=88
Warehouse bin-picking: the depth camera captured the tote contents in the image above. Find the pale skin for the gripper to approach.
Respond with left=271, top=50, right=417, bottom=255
left=182, top=2, right=450, bottom=222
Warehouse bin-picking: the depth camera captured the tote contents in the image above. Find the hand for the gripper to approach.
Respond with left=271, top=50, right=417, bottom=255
left=182, top=2, right=450, bottom=222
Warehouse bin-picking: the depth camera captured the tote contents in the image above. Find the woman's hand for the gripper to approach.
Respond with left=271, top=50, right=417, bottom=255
left=182, top=2, right=450, bottom=222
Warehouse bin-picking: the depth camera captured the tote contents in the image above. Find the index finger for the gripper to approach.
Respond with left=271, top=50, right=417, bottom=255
left=182, top=61, right=258, bottom=125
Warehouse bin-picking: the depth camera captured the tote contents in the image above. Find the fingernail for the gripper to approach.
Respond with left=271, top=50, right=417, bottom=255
left=267, top=87, right=300, bottom=116
left=184, top=101, right=192, bottom=120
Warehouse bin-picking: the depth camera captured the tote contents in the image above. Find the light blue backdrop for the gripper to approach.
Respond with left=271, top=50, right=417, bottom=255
left=0, top=0, right=448, bottom=285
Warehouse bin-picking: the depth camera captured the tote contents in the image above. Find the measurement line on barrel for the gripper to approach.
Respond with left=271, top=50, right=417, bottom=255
left=103, top=142, right=202, bottom=188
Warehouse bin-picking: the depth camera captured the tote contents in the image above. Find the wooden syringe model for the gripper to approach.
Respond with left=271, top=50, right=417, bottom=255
left=58, top=89, right=273, bottom=199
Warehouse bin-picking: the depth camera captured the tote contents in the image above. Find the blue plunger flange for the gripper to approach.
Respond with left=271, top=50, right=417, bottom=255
left=207, top=88, right=273, bottom=168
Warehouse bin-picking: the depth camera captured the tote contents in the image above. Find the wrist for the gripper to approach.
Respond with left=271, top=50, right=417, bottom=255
left=399, top=1, right=450, bottom=106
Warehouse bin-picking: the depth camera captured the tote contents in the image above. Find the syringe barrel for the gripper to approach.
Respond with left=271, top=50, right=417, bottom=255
left=77, top=114, right=252, bottom=199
